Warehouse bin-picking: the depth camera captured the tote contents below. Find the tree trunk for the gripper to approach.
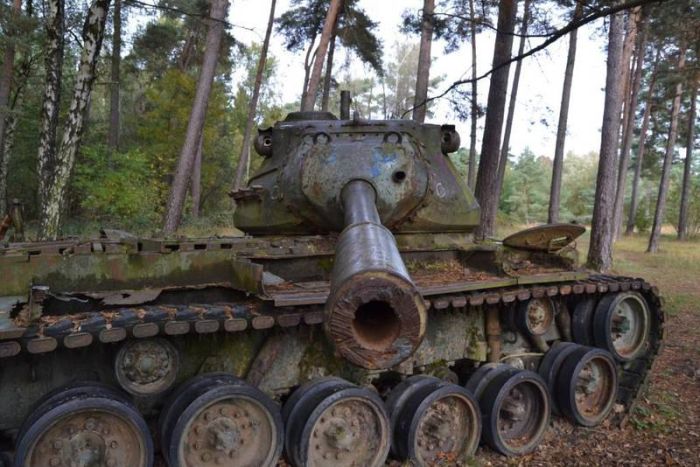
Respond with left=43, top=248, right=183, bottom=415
left=321, top=1, right=340, bottom=112
left=0, top=0, right=23, bottom=215
left=587, top=9, right=626, bottom=271
left=108, top=0, right=121, bottom=151
left=677, top=76, right=697, bottom=240
left=191, top=131, right=203, bottom=218
left=626, top=49, right=659, bottom=235
left=473, top=0, right=517, bottom=239
left=612, top=9, right=643, bottom=239
left=36, top=0, right=64, bottom=226
left=412, top=0, right=435, bottom=123
left=300, top=34, right=317, bottom=108
left=232, top=0, right=276, bottom=191
left=496, top=0, right=531, bottom=197
left=548, top=1, right=583, bottom=224
left=38, top=0, right=111, bottom=240
left=647, top=45, right=686, bottom=253
left=163, top=0, right=229, bottom=234
left=0, top=54, right=32, bottom=215
left=301, top=0, right=342, bottom=112
left=467, top=0, right=478, bottom=189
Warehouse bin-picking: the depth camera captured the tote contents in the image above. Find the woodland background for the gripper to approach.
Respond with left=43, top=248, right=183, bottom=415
left=0, top=0, right=698, bottom=272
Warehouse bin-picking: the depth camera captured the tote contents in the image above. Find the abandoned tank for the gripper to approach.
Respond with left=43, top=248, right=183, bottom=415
left=0, top=93, right=663, bottom=466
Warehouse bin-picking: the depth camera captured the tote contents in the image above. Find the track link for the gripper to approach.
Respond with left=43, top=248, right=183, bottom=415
left=0, top=275, right=664, bottom=417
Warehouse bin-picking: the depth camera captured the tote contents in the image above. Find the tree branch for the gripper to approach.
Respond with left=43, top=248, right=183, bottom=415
left=124, top=0, right=259, bottom=36
left=402, top=0, right=671, bottom=118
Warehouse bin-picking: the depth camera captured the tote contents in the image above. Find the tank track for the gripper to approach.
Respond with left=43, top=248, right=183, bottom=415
left=0, top=274, right=663, bottom=416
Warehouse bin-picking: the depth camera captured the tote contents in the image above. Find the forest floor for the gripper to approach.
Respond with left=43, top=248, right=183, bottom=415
left=476, top=232, right=700, bottom=466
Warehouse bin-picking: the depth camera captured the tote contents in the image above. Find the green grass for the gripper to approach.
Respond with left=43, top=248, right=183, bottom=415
left=610, top=233, right=700, bottom=316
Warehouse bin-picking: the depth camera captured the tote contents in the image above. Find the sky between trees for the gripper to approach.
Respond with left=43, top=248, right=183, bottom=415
left=0, top=0, right=697, bottom=271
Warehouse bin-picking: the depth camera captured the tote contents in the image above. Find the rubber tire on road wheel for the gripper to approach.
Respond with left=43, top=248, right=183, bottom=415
left=537, top=342, right=580, bottom=415
left=384, top=375, right=443, bottom=458
left=555, top=346, right=618, bottom=426
left=479, top=369, right=550, bottom=456
left=571, top=298, right=596, bottom=345
left=465, top=363, right=517, bottom=402
left=592, top=292, right=651, bottom=361
left=285, top=381, right=389, bottom=467
left=397, top=382, right=481, bottom=464
left=16, top=381, right=132, bottom=444
left=168, top=383, right=283, bottom=467
left=14, top=396, right=153, bottom=467
left=158, top=373, right=242, bottom=464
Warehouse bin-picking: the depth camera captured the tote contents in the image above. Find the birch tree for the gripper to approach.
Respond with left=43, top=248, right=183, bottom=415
left=587, top=10, right=626, bottom=271
left=36, top=0, right=64, bottom=230
left=412, top=0, right=435, bottom=123
left=233, top=0, right=277, bottom=191
left=548, top=1, right=583, bottom=224
left=473, top=0, right=517, bottom=239
left=163, top=0, right=229, bottom=234
left=39, top=0, right=111, bottom=240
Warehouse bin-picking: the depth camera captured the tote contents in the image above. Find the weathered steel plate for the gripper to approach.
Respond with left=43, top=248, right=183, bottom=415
left=503, top=223, right=586, bottom=252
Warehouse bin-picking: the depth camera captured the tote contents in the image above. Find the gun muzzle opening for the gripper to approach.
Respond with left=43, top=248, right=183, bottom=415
left=325, top=179, right=427, bottom=370
left=352, top=300, right=401, bottom=351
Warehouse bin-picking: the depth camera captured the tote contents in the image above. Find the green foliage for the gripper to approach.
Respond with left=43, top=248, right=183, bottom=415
left=500, top=148, right=551, bottom=224
left=276, top=0, right=383, bottom=74
left=71, top=146, right=160, bottom=229
left=499, top=149, right=599, bottom=225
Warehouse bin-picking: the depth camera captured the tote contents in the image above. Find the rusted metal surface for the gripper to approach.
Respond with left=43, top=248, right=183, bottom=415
left=326, top=180, right=426, bottom=370
left=503, top=223, right=586, bottom=252
left=486, top=307, right=502, bottom=363
left=233, top=112, right=480, bottom=235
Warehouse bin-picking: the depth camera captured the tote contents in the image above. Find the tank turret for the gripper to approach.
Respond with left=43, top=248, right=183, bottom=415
left=0, top=93, right=663, bottom=466
left=233, top=93, right=477, bottom=369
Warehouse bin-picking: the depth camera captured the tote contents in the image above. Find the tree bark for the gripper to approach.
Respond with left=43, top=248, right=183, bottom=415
left=321, top=1, right=341, bottom=112
left=300, top=33, right=317, bottom=108
left=548, top=1, right=583, bottom=224
left=0, top=0, right=23, bottom=214
left=36, top=0, right=64, bottom=226
left=232, top=0, right=276, bottom=191
left=625, top=51, right=659, bottom=235
left=677, top=76, right=697, bottom=240
left=108, top=0, right=121, bottom=151
left=587, top=9, right=626, bottom=271
left=473, top=0, right=517, bottom=239
left=612, top=8, right=643, bottom=239
left=496, top=0, right=531, bottom=197
left=647, top=45, right=686, bottom=253
left=39, top=0, right=109, bottom=240
left=0, top=54, right=32, bottom=215
left=191, top=131, right=203, bottom=218
left=412, top=0, right=435, bottom=123
left=467, top=0, right=478, bottom=189
left=38, top=0, right=111, bottom=240
left=301, top=0, right=342, bottom=112
left=163, top=0, right=229, bottom=234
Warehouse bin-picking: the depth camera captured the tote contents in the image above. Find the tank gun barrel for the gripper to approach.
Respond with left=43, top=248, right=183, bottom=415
left=325, top=180, right=427, bottom=370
